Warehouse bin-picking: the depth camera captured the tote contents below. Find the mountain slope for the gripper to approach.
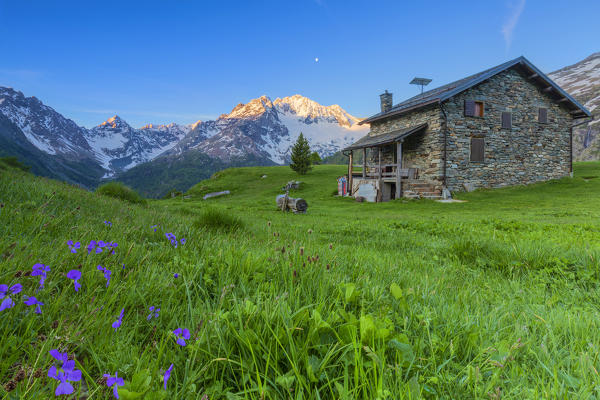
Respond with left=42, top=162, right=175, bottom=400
left=164, top=94, right=368, bottom=164
left=85, top=116, right=193, bottom=175
left=549, top=52, right=600, bottom=161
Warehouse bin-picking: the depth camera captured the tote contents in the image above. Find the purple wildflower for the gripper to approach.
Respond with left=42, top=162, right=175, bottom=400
left=67, top=241, right=81, bottom=253
left=163, top=364, right=173, bottom=390
left=24, top=295, right=44, bottom=314
left=31, top=263, right=51, bottom=289
left=173, top=328, right=190, bottom=346
left=87, top=240, right=97, bottom=254
left=104, top=221, right=113, bottom=227
left=0, top=284, right=22, bottom=311
left=66, top=270, right=81, bottom=292
left=151, top=225, right=158, bottom=232
left=97, top=265, right=112, bottom=287
left=48, top=350, right=81, bottom=396
left=112, top=308, right=124, bottom=331
left=173, top=273, right=179, bottom=279
left=103, top=371, right=124, bottom=399
left=147, top=306, right=160, bottom=320
left=165, top=233, right=179, bottom=248
left=180, top=238, right=186, bottom=245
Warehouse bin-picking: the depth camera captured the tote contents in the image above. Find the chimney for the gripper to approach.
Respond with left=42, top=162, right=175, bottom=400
left=380, top=90, right=392, bottom=113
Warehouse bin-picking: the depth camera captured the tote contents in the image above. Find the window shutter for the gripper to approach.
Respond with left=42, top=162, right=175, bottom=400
left=502, top=112, right=512, bottom=129
left=538, top=107, right=548, bottom=123
left=465, top=100, right=475, bottom=117
left=470, top=138, right=484, bottom=162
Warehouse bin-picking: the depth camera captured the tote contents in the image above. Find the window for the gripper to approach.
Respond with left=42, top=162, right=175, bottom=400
left=501, top=111, right=512, bottom=129
left=538, top=107, right=548, bottom=123
left=470, top=137, right=484, bottom=162
left=465, top=100, right=484, bottom=117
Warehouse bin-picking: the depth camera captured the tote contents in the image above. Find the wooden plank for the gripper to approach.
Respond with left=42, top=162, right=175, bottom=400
left=396, top=141, right=402, bottom=199
left=348, top=151, right=353, bottom=196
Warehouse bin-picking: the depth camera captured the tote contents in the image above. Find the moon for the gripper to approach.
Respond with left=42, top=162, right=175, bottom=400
left=315, top=57, right=319, bottom=62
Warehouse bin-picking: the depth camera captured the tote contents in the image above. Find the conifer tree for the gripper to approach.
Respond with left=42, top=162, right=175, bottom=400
left=310, top=151, right=322, bottom=165
left=290, top=133, right=312, bottom=175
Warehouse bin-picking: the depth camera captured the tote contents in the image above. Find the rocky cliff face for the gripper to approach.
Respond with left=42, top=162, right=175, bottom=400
left=549, top=52, right=600, bottom=161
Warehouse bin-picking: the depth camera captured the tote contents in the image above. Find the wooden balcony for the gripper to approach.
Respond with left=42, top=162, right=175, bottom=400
left=350, top=164, right=418, bottom=181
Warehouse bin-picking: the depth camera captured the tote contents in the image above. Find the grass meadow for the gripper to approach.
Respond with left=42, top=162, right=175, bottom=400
left=1, top=162, right=600, bottom=399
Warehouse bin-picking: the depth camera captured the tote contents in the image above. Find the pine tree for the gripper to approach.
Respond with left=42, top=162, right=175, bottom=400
left=290, top=133, right=312, bottom=175
left=310, top=151, right=322, bottom=165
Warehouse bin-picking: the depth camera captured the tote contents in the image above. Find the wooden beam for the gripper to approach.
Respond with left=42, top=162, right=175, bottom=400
left=362, top=148, right=366, bottom=178
left=528, top=73, right=539, bottom=79
left=378, top=147, right=382, bottom=202
left=396, top=141, right=402, bottom=199
left=348, top=151, right=353, bottom=196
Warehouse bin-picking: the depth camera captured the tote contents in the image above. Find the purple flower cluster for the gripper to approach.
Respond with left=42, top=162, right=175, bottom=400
left=87, top=240, right=118, bottom=255
left=32, top=263, right=51, bottom=289
left=0, top=283, right=22, bottom=311
left=151, top=225, right=159, bottom=232
left=97, top=265, right=112, bottom=287
left=112, top=308, right=124, bottom=331
left=66, top=270, right=82, bottom=292
left=67, top=241, right=81, bottom=253
left=165, top=233, right=186, bottom=248
left=147, top=306, right=160, bottom=320
left=48, top=350, right=82, bottom=396
left=24, top=295, right=44, bottom=314
left=103, top=371, right=124, bottom=398
left=173, top=328, right=190, bottom=346
left=104, top=220, right=113, bottom=227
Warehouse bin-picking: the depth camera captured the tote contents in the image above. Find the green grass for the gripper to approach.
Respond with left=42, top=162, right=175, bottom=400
left=96, top=181, right=147, bottom=205
left=2, top=162, right=600, bottom=398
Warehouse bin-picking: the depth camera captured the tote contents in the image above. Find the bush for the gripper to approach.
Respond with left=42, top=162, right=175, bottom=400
left=194, top=208, right=244, bottom=232
left=96, top=182, right=146, bottom=204
left=162, top=189, right=183, bottom=199
left=0, top=156, right=30, bottom=171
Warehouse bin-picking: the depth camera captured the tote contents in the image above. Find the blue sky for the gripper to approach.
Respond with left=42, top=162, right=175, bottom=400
left=0, top=0, right=597, bottom=128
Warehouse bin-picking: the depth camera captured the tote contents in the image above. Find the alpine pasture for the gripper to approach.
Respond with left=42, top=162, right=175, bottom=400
left=1, top=162, right=600, bottom=399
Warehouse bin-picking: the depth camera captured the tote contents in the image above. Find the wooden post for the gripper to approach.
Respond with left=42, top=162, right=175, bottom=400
left=348, top=150, right=353, bottom=196
left=377, top=147, right=382, bottom=202
left=396, top=141, right=403, bottom=199
left=362, top=148, right=366, bottom=178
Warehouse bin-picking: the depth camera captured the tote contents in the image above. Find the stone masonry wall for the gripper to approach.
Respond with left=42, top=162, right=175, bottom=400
left=367, top=104, right=443, bottom=186
left=444, top=68, right=573, bottom=192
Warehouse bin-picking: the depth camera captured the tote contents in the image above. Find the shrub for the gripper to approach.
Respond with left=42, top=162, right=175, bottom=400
left=96, top=182, right=146, bottom=204
left=162, top=189, right=183, bottom=199
left=194, top=208, right=243, bottom=232
left=0, top=156, right=30, bottom=171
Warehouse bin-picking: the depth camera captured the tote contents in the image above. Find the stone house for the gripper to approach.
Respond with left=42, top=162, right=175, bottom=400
left=343, top=56, right=592, bottom=201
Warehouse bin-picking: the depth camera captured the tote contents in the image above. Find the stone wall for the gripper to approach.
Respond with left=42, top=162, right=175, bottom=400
left=443, top=68, right=573, bottom=192
left=367, top=104, right=443, bottom=185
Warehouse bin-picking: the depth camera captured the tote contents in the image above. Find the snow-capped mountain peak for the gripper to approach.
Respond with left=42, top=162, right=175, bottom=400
left=273, top=94, right=360, bottom=127
left=222, top=95, right=276, bottom=120
left=99, top=115, right=131, bottom=130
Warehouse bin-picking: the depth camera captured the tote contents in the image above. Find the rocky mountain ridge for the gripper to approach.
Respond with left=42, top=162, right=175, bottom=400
left=0, top=87, right=367, bottom=189
left=548, top=52, right=599, bottom=161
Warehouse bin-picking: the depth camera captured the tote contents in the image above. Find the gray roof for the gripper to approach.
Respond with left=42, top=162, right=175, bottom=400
left=343, top=123, right=427, bottom=151
left=360, top=56, right=592, bottom=125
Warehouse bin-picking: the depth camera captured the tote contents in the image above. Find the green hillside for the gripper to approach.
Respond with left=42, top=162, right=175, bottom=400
left=2, top=163, right=600, bottom=398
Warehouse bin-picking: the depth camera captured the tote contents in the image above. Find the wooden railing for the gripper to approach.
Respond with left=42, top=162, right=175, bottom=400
left=350, top=164, right=416, bottom=179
